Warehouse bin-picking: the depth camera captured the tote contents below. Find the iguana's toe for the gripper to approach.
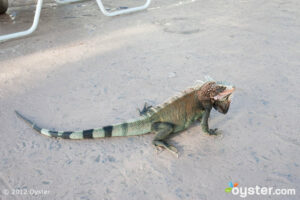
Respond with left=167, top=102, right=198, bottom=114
left=138, top=102, right=153, bottom=116
left=153, top=140, right=179, bottom=157
left=155, top=145, right=164, bottom=153
left=166, top=145, right=179, bottom=158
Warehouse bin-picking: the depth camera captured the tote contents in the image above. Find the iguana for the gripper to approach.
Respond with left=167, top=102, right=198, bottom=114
left=16, top=79, right=235, bottom=156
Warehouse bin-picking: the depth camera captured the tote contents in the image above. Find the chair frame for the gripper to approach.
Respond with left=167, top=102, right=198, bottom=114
left=0, top=0, right=151, bottom=42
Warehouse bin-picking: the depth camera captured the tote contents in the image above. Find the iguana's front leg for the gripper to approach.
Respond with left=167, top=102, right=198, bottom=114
left=201, top=108, right=218, bottom=135
left=151, top=122, right=178, bottom=157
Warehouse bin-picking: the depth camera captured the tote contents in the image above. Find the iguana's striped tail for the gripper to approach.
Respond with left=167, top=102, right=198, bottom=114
left=15, top=111, right=152, bottom=139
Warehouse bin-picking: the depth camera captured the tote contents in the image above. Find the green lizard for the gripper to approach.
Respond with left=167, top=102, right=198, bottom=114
left=16, top=79, right=235, bottom=156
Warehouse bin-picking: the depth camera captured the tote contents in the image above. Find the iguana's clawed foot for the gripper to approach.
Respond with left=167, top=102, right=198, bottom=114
left=202, top=124, right=219, bottom=135
left=208, top=128, right=218, bottom=135
left=204, top=128, right=218, bottom=135
left=138, top=103, right=153, bottom=116
left=153, top=140, right=179, bottom=157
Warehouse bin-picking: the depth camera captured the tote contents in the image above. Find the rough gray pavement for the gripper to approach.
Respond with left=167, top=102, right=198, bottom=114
left=0, top=0, right=299, bottom=199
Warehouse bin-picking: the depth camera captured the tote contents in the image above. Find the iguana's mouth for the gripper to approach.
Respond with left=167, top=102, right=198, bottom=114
left=214, top=101, right=230, bottom=114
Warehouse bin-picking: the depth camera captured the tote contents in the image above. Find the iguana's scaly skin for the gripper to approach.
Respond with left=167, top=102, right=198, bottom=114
left=16, top=80, right=235, bottom=156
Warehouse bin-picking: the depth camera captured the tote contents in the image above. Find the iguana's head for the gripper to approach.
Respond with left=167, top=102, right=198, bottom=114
left=197, top=81, right=235, bottom=114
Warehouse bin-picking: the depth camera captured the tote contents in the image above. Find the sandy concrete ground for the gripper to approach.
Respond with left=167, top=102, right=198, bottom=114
left=0, top=0, right=300, bottom=199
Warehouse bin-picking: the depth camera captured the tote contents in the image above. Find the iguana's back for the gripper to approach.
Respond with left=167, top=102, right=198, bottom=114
left=151, top=88, right=204, bottom=132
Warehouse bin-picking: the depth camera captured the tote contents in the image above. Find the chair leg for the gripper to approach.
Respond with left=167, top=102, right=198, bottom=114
left=95, top=0, right=151, bottom=16
left=55, top=0, right=86, bottom=4
left=56, top=0, right=151, bottom=16
left=0, top=0, right=43, bottom=42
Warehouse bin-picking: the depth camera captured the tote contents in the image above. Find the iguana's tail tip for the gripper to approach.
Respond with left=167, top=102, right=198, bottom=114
left=15, top=110, right=24, bottom=118
left=15, top=110, right=23, bottom=119
left=15, top=110, right=34, bottom=126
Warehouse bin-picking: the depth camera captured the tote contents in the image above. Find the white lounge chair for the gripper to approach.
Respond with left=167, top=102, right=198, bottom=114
left=0, top=0, right=151, bottom=42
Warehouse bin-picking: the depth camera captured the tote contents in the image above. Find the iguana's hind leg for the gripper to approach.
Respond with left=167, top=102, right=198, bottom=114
left=151, top=122, right=178, bottom=157
left=138, top=102, right=153, bottom=116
